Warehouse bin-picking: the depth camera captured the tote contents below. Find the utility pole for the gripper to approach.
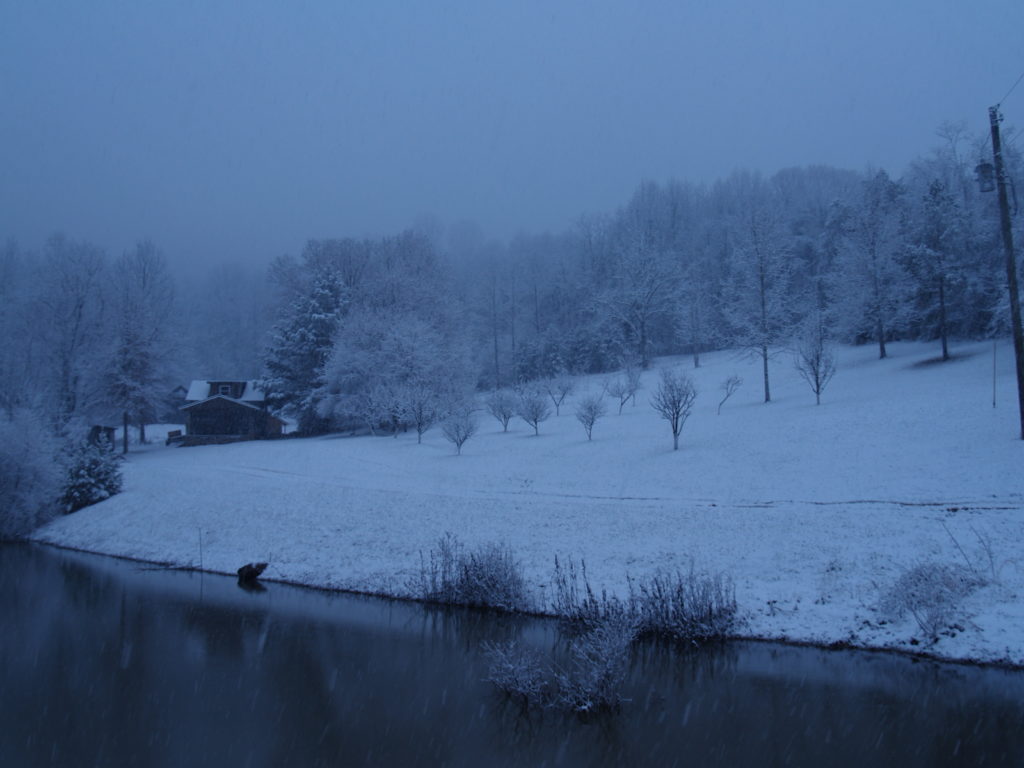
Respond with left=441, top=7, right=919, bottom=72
left=989, top=105, right=1024, bottom=439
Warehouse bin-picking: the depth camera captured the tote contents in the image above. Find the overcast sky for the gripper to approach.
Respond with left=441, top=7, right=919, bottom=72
left=2, top=0, right=1023, bottom=267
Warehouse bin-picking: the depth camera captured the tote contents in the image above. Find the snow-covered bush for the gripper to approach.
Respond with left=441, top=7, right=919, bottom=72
left=551, top=557, right=623, bottom=629
left=412, top=534, right=531, bottom=612
left=627, top=569, right=737, bottom=643
left=0, top=409, right=62, bottom=539
left=483, top=641, right=551, bottom=707
left=483, top=617, right=637, bottom=715
left=61, top=437, right=123, bottom=514
left=554, top=614, right=637, bottom=714
left=881, top=562, right=984, bottom=641
left=552, top=558, right=737, bottom=643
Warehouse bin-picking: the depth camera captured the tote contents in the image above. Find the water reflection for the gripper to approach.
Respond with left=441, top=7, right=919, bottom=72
left=1, top=543, right=1022, bottom=767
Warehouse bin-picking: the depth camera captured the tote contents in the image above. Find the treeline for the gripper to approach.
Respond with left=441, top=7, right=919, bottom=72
left=266, top=128, right=1021, bottom=431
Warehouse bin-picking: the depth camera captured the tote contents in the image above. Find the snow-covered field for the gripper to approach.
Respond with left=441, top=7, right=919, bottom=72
left=34, top=340, right=1024, bottom=665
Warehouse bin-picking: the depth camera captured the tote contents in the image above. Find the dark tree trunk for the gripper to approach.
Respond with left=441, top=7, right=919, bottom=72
left=938, top=276, right=949, bottom=361
left=762, top=344, right=771, bottom=403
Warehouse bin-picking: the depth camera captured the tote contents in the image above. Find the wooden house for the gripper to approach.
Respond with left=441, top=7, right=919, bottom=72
left=179, top=380, right=284, bottom=444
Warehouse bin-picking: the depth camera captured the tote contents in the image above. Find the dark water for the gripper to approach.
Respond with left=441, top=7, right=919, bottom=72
left=2, top=544, right=1023, bottom=767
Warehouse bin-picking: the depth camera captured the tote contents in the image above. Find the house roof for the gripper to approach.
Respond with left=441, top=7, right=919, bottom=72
left=185, top=380, right=266, bottom=403
left=180, top=394, right=267, bottom=413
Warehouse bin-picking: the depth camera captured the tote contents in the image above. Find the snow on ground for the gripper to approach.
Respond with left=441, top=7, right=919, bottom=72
left=35, top=340, right=1024, bottom=665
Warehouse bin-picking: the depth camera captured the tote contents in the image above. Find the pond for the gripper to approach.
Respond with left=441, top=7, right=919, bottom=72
left=1, top=543, right=1022, bottom=767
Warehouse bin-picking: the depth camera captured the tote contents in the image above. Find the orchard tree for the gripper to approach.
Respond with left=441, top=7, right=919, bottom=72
left=574, top=394, right=606, bottom=440
left=794, top=315, right=837, bottom=405
left=486, top=389, right=517, bottom=432
left=517, top=388, right=552, bottom=435
left=543, top=373, right=575, bottom=416
left=651, top=368, right=697, bottom=451
left=442, top=406, right=477, bottom=455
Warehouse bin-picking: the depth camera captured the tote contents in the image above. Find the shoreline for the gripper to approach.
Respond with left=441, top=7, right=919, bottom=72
left=29, top=538, right=1024, bottom=672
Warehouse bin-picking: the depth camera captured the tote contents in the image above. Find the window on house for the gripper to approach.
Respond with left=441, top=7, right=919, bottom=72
left=219, top=384, right=232, bottom=396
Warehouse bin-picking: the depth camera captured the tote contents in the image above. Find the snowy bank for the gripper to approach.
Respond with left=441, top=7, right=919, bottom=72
left=34, top=341, right=1024, bottom=666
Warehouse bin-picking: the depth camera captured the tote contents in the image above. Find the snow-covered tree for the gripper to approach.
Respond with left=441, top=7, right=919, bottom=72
left=263, top=267, right=346, bottom=434
left=0, top=409, right=61, bottom=538
left=722, top=194, right=795, bottom=403
left=61, top=436, right=123, bottom=514
left=486, top=389, right=517, bottom=432
left=441, top=406, right=477, bottom=455
left=516, top=388, right=552, bottom=435
left=32, top=234, right=109, bottom=425
left=319, top=308, right=471, bottom=435
left=106, top=241, right=177, bottom=447
left=904, top=180, right=963, bottom=361
left=596, top=227, right=680, bottom=369
left=574, top=394, right=606, bottom=441
left=829, top=171, right=908, bottom=359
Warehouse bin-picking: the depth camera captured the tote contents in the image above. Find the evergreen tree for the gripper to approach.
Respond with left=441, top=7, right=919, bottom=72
left=61, top=437, right=123, bottom=514
left=262, top=269, right=346, bottom=434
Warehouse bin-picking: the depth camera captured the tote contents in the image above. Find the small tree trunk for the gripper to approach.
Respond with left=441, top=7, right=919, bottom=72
left=938, top=276, right=949, bottom=361
left=673, top=432, right=679, bottom=450
left=877, top=317, right=887, bottom=360
left=122, top=411, right=129, bottom=454
left=761, top=344, right=771, bottom=403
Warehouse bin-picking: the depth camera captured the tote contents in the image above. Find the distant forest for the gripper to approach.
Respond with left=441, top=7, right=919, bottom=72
left=2, top=123, right=1022, bottom=447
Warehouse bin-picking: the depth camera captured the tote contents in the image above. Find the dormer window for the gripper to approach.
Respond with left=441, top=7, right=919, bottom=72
left=219, top=384, right=233, bottom=396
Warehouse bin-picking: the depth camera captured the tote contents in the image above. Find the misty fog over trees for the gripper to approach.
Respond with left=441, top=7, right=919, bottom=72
left=2, top=124, right=1022, bottom=532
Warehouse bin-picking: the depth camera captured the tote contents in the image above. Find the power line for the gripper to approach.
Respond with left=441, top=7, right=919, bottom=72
left=998, top=70, right=1024, bottom=107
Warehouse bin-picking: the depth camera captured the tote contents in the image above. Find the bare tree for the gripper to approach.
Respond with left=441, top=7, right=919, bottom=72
left=794, top=319, right=837, bottom=405
left=574, top=394, right=606, bottom=440
left=517, top=389, right=552, bottom=435
left=543, top=373, right=575, bottom=416
left=485, top=389, right=517, bottom=432
left=401, top=380, right=445, bottom=443
left=441, top=408, right=477, bottom=455
left=624, top=359, right=642, bottom=406
left=651, top=368, right=697, bottom=450
left=717, top=375, right=742, bottom=415
left=604, top=376, right=631, bottom=415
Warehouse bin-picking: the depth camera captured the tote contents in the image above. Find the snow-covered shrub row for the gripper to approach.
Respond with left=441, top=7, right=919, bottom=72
left=410, top=534, right=531, bottom=612
left=627, top=569, right=737, bottom=642
left=881, top=562, right=985, bottom=642
left=552, top=557, right=737, bottom=643
left=0, top=409, right=62, bottom=539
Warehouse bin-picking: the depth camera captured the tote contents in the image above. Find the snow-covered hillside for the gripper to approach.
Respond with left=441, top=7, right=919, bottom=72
left=35, top=340, right=1024, bottom=665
